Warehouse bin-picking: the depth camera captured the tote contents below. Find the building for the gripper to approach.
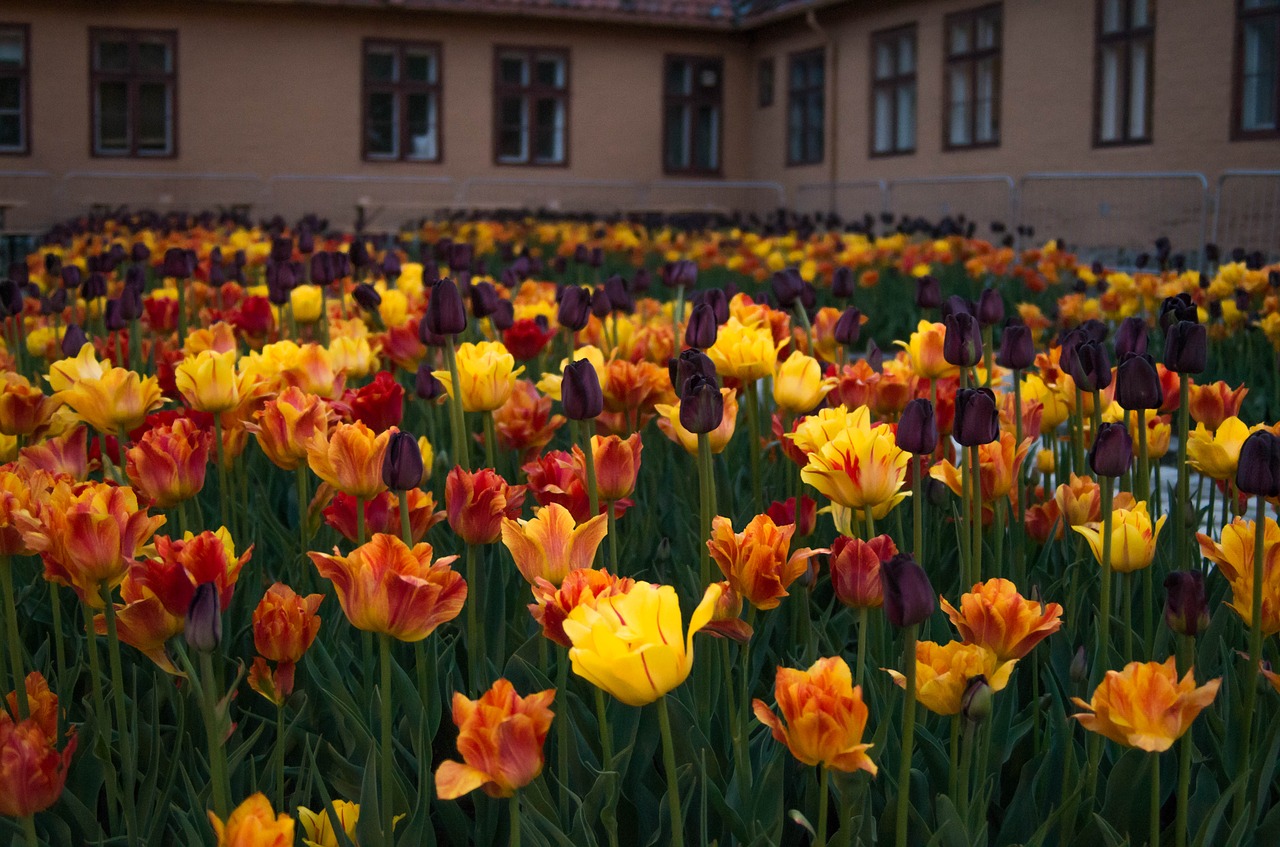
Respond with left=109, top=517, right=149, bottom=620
left=1, top=0, right=1278, bottom=252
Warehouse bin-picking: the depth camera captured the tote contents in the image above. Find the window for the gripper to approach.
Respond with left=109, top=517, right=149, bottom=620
left=1094, top=0, right=1153, bottom=146
left=0, top=25, right=28, bottom=155
left=787, top=49, right=824, bottom=166
left=1235, top=0, right=1280, bottom=138
left=494, top=47, right=569, bottom=166
left=944, top=5, right=1001, bottom=149
left=90, top=29, right=176, bottom=157
left=758, top=58, right=774, bottom=107
left=871, top=26, right=917, bottom=156
left=362, top=40, right=442, bottom=162
left=664, top=56, right=722, bottom=175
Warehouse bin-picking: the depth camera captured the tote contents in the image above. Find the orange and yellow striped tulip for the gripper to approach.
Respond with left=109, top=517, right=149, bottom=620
left=752, top=656, right=877, bottom=774
left=1072, top=658, right=1219, bottom=752
left=435, top=678, right=556, bottom=799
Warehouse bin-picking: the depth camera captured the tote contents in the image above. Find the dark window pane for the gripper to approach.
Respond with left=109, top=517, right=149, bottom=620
left=535, top=57, right=564, bottom=88
left=807, top=57, right=824, bottom=87
left=695, top=104, right=718, bottom=170
left=0, top=32, right=23, bottom=66
left=499, top=95, right=524, bottom=128
left=366, top=91, right=396, bottom=155
left=1243, top=17, right=1279, bottom=131
left=137, top=82, right=170, bottom=152
left=405, top=50, right=436, bottom=84
left=500, top=56, right=527, bottom=86
left=96, top=40, right=129, bottom=72
left=666, top=60, right=691, bottom=96
left=406, top=92, right=438, bottom=159
left=0, top=77, right=18, bottom=110
left=665, top=103, right=689, bottom=169
left=137, top=41, right=171, bottom=73
left=533, top=97, right=563, bottom=162
left=0, top=114, right=17, bottom=148
left=366, top=50, right=396, bottom=83
left=97, top=81, right=129, bottom=151
left=498, top=128, right=524, bottom=160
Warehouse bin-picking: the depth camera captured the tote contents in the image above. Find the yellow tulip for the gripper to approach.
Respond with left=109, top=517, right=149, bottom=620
left=174, top=349, right=250, bottom=414
left=54, top=363, right=164, bottom=435
left=895, top=320, right=957, bottom=380
left=801, top=424, right=910, bottom=513
left=1021, top=373, right=1071, bottom=434
left=1072, top=500, right=1166, bottom=573
left=653, top=388, right=739, bottom=455
left=434, top=341, right=524, bottom=412
left=772, top=351, right=836, bottom=415
left=789, top=404, right=874, bottom=455
left=885, top=640, right=1015, bottom=716
left=1186, top=417, right=1261, bottom=481
left=562, top=581, right=721, bottom=706
left=290, top=285, right=324, bottom=323
left=707, top=318, right=783, bottom=382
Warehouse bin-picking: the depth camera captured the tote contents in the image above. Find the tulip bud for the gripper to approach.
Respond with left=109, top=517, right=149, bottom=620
left=104, top=298, right=126, bottom=332
left=943, top=313, right=983, bottom=368
left=976, top=289, right=1004, bottom=327
left=954, top=388, right=999, bottom=446
left=382, top=430, right=425, bottom=491
left=1080, top=319, right=1108, bottom=343
left=352, top=283, right=382, bottom=312
left=381, top=252, right=401, bottom=281
left=670, top=349, right=717, bottom=397
left=833, top=307, right=861, bottom=347
left=925, top=476, right=949, bottom=507
left=297, top=227, right=315, bottom=255
left=604, top=275, right=634, bottom=314
left=1163, top=570, right=1209, bottom=638
left=185, top=582, right=222, bottom=653
left=679, top=375, right=724, bottom=434
left=962, top=675, right=994, bottom=724
left=1070, top=646, right=1088, bottom=685
left=1114, top=316, right=1148, bottom=358
left=1089, top=421, right=1133, bottom=478
left=897, top=399, right=938, bottom=456
left=131, top=242, right=151, bottom=264
left=163, top=247, right=192, bottom=278
left=562, top=359, right=604, bottom=420
left=590, top=288, right=612, bottom=319
left=941, top=295, right=974, bottom=321
left=449, top=243, right=473, bottom=272
left=1068, top=340, right=1112, bottom=392
left=425, top=278, right=467, bottom=336
left=771, top=268, right=805, bottom=308
left=685, top=303, right=718, bottom=350
left=701, top=288, right=729, bottom=324
left=82, top=272, right=107, bottom=301
left=60, top=266, right=83, bottom=291
left=1163, top=320, right=1206, bottom=375
left=271, top=237, right=294, bottom=264
left=1114, top=353, right=1162, bottom=411
left=469, top=281, right=501, bottom=319
left=61, top=324, right=88, bottom=358
left=996, top=322, right=1034, bottom=370
left=415, top=362, right=445, bottom=400
left=557, top=285, right=592, bottom=332
left=42, top=288, right=67, bottom=316
left=880, top=553, right=936, bottom=628
left=1236, top=430, right=1280, bottom=497
left=664, top=259, right=697, bottom=289
left=491, top=299, right=515, bottom=332
left=831, top=266, right=855, bottom=299
left=310, top=252, right=334, bottom=285
left=915, top=275, right=942, bottom=309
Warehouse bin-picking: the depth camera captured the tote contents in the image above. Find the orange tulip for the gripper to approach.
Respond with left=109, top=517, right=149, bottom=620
left=1197, top=517, right=1280, bottom=635
left=18, top=479, right=166, bottom=606
left=93, top=573, right=186, bottom=675
left=445, top=467, right=527, bottom=546
left=322, top=488, right=446, bottom=545
left=305, top=420, right=393, bottom=499
left=752, top=656, right=877, bottom=774
left=591, top=433, right=643, bottom=501
left=527, top=568, right=636, bottom=647
left=309, top=533, right=466, bottom=642
left=125, top=416, right=211, bottom=509
left=707, top=513, right=823, bottom=610
left=1188, top=381, right=1248, bottom=432
left=491, top=380, right=565, bottom=461
left=828, top=534, right=897, bottom=609
left=654, top=388, right=739, bottom=455
left=1072, top=658, right=1220, bottom=752
left=134, top=528, right=251, bottom=617
left=929, top=430, right=1031, bottom=505
left=6, top=673, right=58, bottom=738
left=207, top=793, right=295, bottom=847
left=501, top=503, right=608, bottom=587
left=940, top=578, right=1063, bottom=662
left=886, top=640, right=1016, bottom=716
left=0, top=705, right=77, bottom=818
left=17, top=426, right=91, bottom=481
left=896, top=320, right=958, bottom=380
left=250, top=386, right=332, bottom=472
left=601, top=359, right=670, bottom=416
left=435, top=678, right=556, bottom=800
left=253, top=582, right=323, bottom=665
left=0, top=466, right=53, bottom=558
left=0, top=372, right=61, bottom=437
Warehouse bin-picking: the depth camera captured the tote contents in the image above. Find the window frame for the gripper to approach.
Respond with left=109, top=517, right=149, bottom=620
left=1092, top=0, right=1155, bottom=148
left=491, top=45, right=571, bottom=168
left=758, top=57, right=775, bottom=107
left=360, top=38, right=444, bottom=163
left=662, top=54, right=724, bottom=177
left=786, top=47, right=826, bottom=167
left=869, top=24, right=918, bottom=158
left=0, top=23, right=30, bottom=156
left=88, top=27, right=178, bottom=159
left=942, top=4, right=1002, bottom=152
left=1232, top=0, right=1280, bottom=140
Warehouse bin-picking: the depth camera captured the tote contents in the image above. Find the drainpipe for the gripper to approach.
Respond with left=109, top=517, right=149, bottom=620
left=806, top=8, right=838, bottom=217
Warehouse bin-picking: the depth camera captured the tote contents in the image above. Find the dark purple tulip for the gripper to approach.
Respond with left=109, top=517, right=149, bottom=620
left=469, top=281, right=501, bottom=319
left=310, top=252, right=334, bottom=286
left=42, top=288, right=67, bottom=316
left=381, top=252, right=401, bottom=281
left=1080, top=319, right=1109, bottom=343
left=297, top=227, right=315, bottom=255
left=382, top=431, right=424, bottom=491
left=1164, top=320, right=1206, bottom=374
left=352, top=283, right=382, bottom=312
left=104, top=299, right=125, bottom=332
left=491, top=299, right=515, bottom=331
left=632, top=268, right=651, bottom=293
left=184, top=583, right=222, bottom=653
left=425, top=278, right=467, bottom=336
left=233, top=249, right=248, bottom=269
left=163, top=247, right=192, bottom=278
left=996, top=323, right=1034, bottom=370
left=866, top=339, right=884, bottom=372
left=679, top=375, right=723, bottom=434
left=943, top=313, right=983, bottom=368
left=208, top=262, right=226, bottom=287
left=557, top=286, right=592, bottom=332
left=61, top=324, right=88, bottom=358
left=831, top=266, right=855, bottom=299
left=271, top=237, right=294, bottom=264
left=976, top=288, right=1004, bottom=327
left=1069, top=340, right=1112, bottom=392
left=604, top=275, right=634, bottom=314
left=915, top=275, right=941, bottom=309
left=670, top=349, right=717, bottom=397
left=349, top=240, right=371, bottom=270
left=1114, top=353, right=1161, bottom=411
left=415, top=363, right=445, bottom=400
left=588, top=247, right=604, bottom=269
left=962, top=676, right=994, bottom=723
left=332, top=251, right=351, bottom=279
left=685, top=303, right=718, bottom=350
left=130, top=242, right=151, bottom=264
left=897, top=399, right=938, bottom=456
left=119, top=284, right=143, bottom=321
left=449, top=243, right=473, bottom=272
left=82, top=272, right=107, bottom=301
left=562, top=359, right=604, bottom=420
left=1089, top=422, right=1133, bottom=478
left=941, top=295, right=974, bottom=321
left=573, top=244, right=590, bottom=265
left=432, top=238, right=452, bottom=263
left=1164, top=571, right=1210, bottom=638
left=43, top=253, right=61, bottom=277
left=771, top=268, right=805, bottom=308
left=834, top=307, right=862, bottom=347
left=954, top=388, right=999, bottom=446
left=880, top=553, right=936, bottom=628
left=1236, top=431, right=1280, bottom=497
left=701, top=288, right=729, bottom=324
left=664, top=259, right=697, bottom=289
left=60, top=266, right=82, bottom=291
left=1115, top=317, right=1148, bottom=358
left=590, top=288, right=612, bottom=319
left=0, top=280, right=21, bottom=318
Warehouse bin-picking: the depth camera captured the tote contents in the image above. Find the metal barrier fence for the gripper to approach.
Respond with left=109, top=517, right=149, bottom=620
left=1213, top=170, right=1280, bottom=262
left=793, top=181, right=888, bottom=220
left=888, top=175, right=1017, bottom=230
left=456, top=177, right=643, bottom=215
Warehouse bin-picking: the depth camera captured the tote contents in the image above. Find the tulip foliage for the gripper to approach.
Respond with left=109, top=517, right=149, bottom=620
left=0, top=212, right=1279, bottom=847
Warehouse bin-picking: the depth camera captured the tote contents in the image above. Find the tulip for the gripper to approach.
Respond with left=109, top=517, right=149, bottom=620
left=1197, top=517, right=1280, bottom=634
left=881, top=553, right=936, bottom=628
left=996, top=322, right=1034, bottom=370
left=684, top=302, right=718, bottom=349
left=528, top=568, right=637, bottom=648
left=1072, top=658, right=1219, bottom=752
left=976, top=288, right=1004, bottom=327
left=253, top=582, right=322, bottom=666
left=954, top=388, right=999, bottom=446
left=771, top=268, right=805, bottom=307
left=381, top=431, right=424, bottom=492
left=250, top=387, right=331, bottom=472
left=323, top=489, right=445, bottom=545
left=706, top=513, right=822, bottom=611
left=1114, top=316, right=1148, bottom=359
left=707, top=318, right=783, bottom=382
left=125, top=416, right=210, bottom=509
left=678, top=375, right=725, bottom=434
left=941, top=578, right=1063, bottom=662
left=801, top=425, right=909, bottom=516
left=915, top=275, right=941, bottom=309
left=1069, top=340, right=1112, bottom=393
left=765, top=495, right=817, bottom=537
left=1236, top=430, right=1280, bottom=497
left=469, top=281, right=501, bottom=319
left=1163, top=571, right=1209, bottom=638
left=436, top=678, right=556, bottom=801
left=1115, top=353, right=1162, bottom=411
left=305, top=421, right=392, bottom=500
left=1159, top=293, right=1197, bottom=330
left=1188, top=381, right=1248, bottom=431
left=670, top=348, right=718, bottom=397
left=501, top=503, right=608, bottom=587
left=0, top=373, right=61, bottom=438
left=446, top=467, right=527, bottom=546
left=296, top=800, right=379, bottom=847
left=185, top=582, right=223, bottom=653
left=1163, top=320, right=1206, bottom=374
left=415, top=363, right=446, bottom=400
left=943, top=313, right=983, bottom=368
left=591, top=433, right=643, bottom=501
left=207, top=794, right=294, bottom=847
left=310, top=533, right=465, bottom=642
left=1186, top=418, right=1258, bottom=481
left=1089, top=421, right=1133, bottom=478
left=52, top=351, right=165, bottom=435
left=0, top=711, right=77, bottom=819
left=831, top=267, right=855, bottom=298
left=425, top=278, right=467, bottom=336
left=557, top=285, right=592, bottom=332
left=897, top=398, right=937, bottom=455
left=898, top=320, right=957, bottom=379
left=432, top=341, right=523, bottom=413
left=829, top=535, right=896, bottom=610
left=1073, top=500, right=1165, bottom=573
left=345, top=371, right=404, bottom=434
left=886, top=640, right=1015, bottom=716
left=772, top=351, right=836, bottom=414
left=562, top=358, right=604, bottom=420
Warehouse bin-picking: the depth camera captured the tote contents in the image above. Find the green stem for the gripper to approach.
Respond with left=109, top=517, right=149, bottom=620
left=176, top=276, right=186, bottom=344
left=958, top=719, right=975, bottom=820
left=1176, top=635, right=1193, bottom=847
left=198, top=650, right=231, bottom=819
left=296, top=465, right=310, bottom=560
left=697, top=432, right=713, bottom=588
left=444, top=336, right=470, bottom=472
left=510, top=792, right=522, bottom=847
left=101, top=585, right=139, bottom=846
left=21, top=815, right=37, bottom=847
left=949, top=716, right=960, bottom=800
left=380, top=635, right=395, bottom=846
left=214, top=416, right=229, bottom=530
left=1, top=557, right=28, bottom=718
left=81, top=594, right=121, bottom=833
left=484, top=412, right=497, bottom=471
left=970, top=443, right=983, bottom=584
left=656, top=696, right=686, bottom=847
left=1094, top=478, right=1115, bottom=687
left=466, top=544, right=482, bottom=692
left=912, top=455, right=924, bottom=560
left=580, top=423, right=599, bottom=524
left=816, top=765, right=830, bottom=847
left=606, top=503, right=619, bottom=571
left=744, top=381, right=762, bottom=514
left=855, top=606, right=868, bottom=688
left=1235, top=495, right=1267, bottom=827
left=556, top=654, right=570, bottom=824
left=1151, top=752, right=1161, bottom=847
left=399, top=495, right=412, bottom=546
left=895, top=624, right=919, bottom=847
left=1136, top=408, right=1150, bottom=504
left=1123, top=574, right=1134, bottom=663
left=594, top=686, right=614, bottom=771
left=48, top=586, right=66, bottom=707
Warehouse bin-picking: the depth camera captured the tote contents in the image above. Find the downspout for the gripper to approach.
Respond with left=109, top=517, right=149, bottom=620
left=806, top=8, right=838, bottom=217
